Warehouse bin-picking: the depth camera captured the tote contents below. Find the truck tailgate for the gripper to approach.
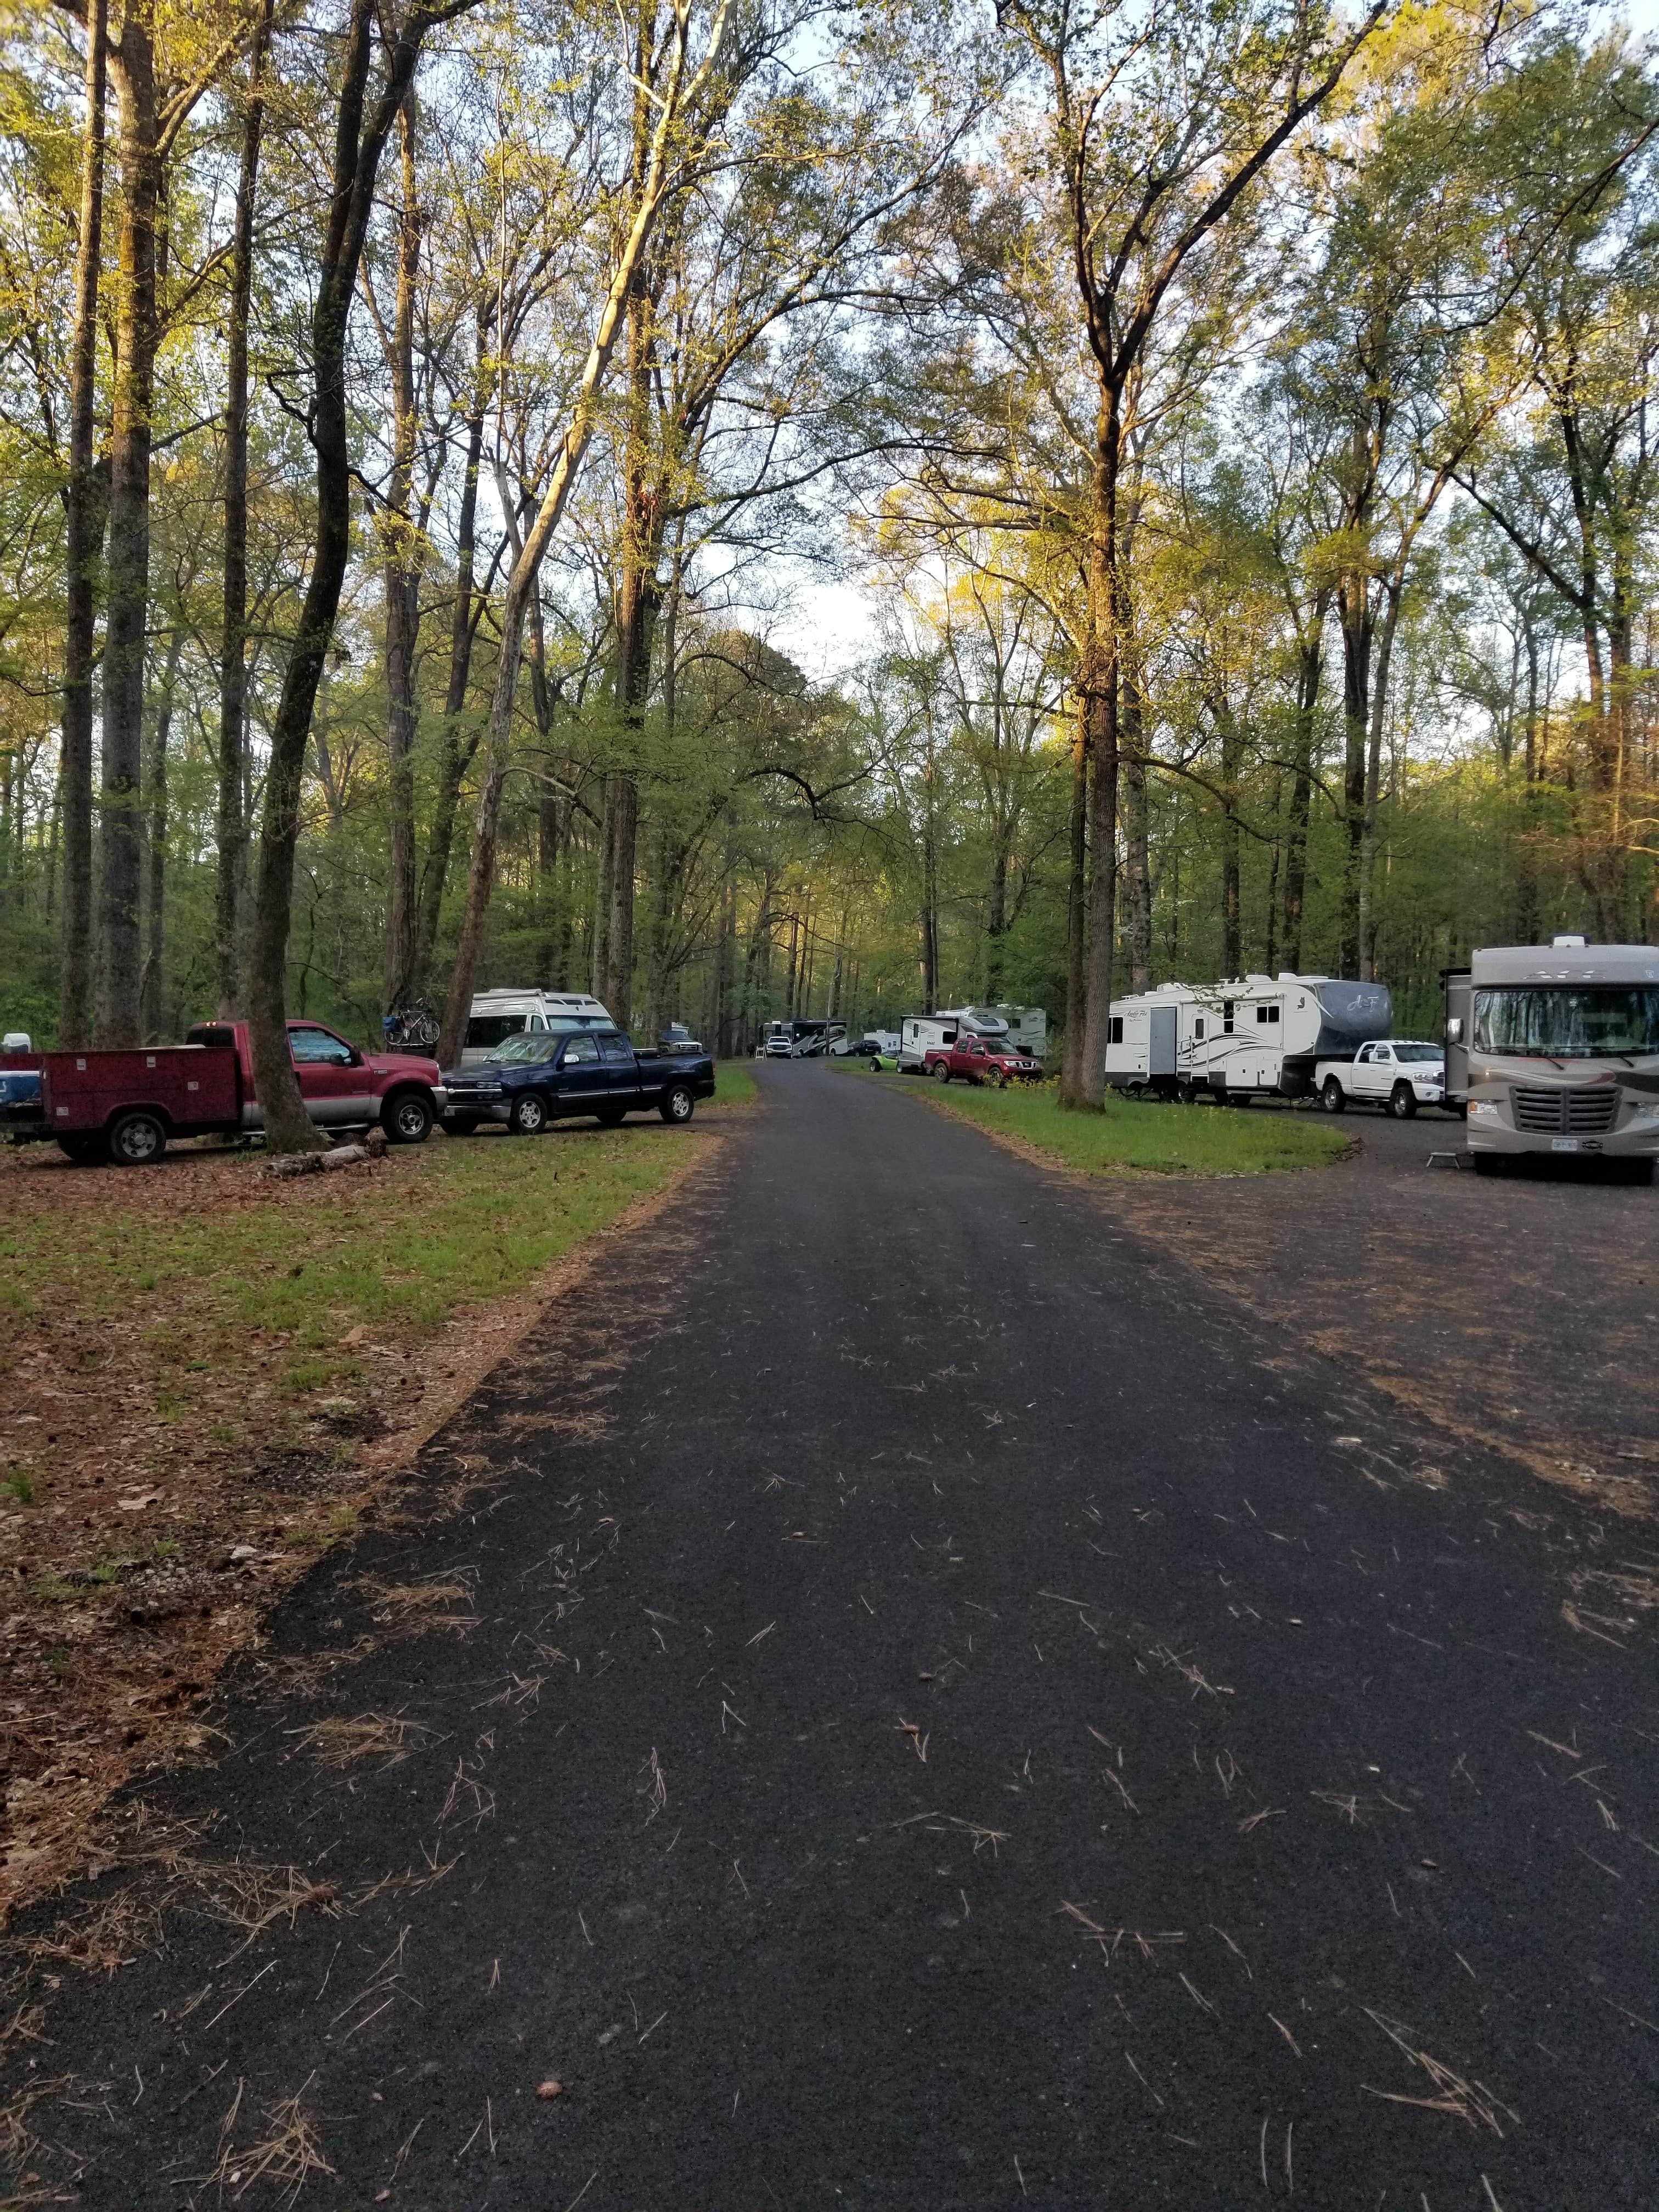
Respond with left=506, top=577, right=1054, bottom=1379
left=42, top=1047, right=241, bottom=1133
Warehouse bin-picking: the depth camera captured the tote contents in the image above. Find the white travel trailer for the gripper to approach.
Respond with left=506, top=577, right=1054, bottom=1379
left=898, top=1006, right=1018, bottom=1070
left=1104, top=973, right=1393, bottom=1100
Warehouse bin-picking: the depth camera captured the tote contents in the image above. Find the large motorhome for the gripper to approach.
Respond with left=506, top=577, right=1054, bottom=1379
left=1103, top=973, right=1392, bottom=1100
left=1444, top=939, right=1659, bottom=1179
left=764, top=1018, right=847, bottom=1058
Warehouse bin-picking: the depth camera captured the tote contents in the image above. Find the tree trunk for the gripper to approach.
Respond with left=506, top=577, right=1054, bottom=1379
left=381, top=88, right=421, bottom=1012
left=1059, top=687, right=1088, bottom=1100
left=414, top=368, right=486, bottom=990
left=1357, top=578, right=1403, bottom=981
left=1281, top=616, right=1323, bottom=974
left=216, top=0, right=268, bottom=1018
left=1078, top=388, right=1121, bottom=1110
left=139, top=629, right=182, bottom=1041
left=985, top=845, right=1008, bottom=1001
left=95, top=8, right=162, bottom=1048
left=1122, top=665, right=1152, bottom=992
left=1337, top=578, right=1372, bottom=978
left=59, top=0, right=108, bottom=1049
left=249, top=0, right=433, bottom=1153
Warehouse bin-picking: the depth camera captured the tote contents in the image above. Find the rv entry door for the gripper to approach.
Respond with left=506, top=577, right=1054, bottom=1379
left=1149, top=1005, right=1177, bottom=1079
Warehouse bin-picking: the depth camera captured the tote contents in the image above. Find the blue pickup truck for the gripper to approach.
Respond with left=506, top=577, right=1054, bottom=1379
left=441, top=1024, right=715, bottom=1136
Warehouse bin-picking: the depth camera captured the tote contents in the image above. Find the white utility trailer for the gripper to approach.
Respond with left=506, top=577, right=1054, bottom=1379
left=1104, top=973, right=1393, bottom=1100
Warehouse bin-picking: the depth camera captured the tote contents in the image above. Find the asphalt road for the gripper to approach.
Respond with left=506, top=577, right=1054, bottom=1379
left=8, top=1062, right=1657, bottom=2209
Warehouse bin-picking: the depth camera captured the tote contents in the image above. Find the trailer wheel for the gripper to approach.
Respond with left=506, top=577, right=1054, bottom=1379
left=108, top=1109, right=166, bottom=1167
left=508, top=1091, right=549, bottom=1136
left=932, top=1060, right=950, bottom=1083
left=1320, top=1076, right=1346, bottom=1114
left=57, top=1132, right=106, bottom=1165
left=382, top=1089, right=435, bottom=1144
left=659, top=1082, right=695, bottom=1125
left=1388, top=1081, right=1417, bottom=1121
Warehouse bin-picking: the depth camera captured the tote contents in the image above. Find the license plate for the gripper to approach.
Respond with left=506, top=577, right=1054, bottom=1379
left=1551, top=1138, right=1580, bottom=1153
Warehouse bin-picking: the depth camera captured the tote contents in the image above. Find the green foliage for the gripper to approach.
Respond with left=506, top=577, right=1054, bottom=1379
left=911, top=1076, right=1351, bottom=1177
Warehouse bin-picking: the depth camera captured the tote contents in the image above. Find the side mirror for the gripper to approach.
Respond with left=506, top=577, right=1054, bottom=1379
left=1446, top=1017, right=1464, bottom=1044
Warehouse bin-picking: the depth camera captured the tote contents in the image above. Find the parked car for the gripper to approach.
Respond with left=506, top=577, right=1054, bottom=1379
left=1316, top=1038, right=1447, bottom=1118
left=5, top=1019, right=445, bottom=1166
left=441, top=1024, right=715, bottom=1133
left=923, top=1035, right=1043, bottom=1087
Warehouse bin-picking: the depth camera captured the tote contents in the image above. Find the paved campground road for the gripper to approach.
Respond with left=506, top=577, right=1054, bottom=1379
left=9, top=1063, right=1657, bottom=2209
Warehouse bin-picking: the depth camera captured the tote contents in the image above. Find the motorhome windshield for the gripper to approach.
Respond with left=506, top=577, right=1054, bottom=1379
left=1473, top=985, right=1659, bottom=1059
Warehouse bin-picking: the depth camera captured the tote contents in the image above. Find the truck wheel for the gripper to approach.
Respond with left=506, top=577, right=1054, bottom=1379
left=508, top=1092, right=549, bottom=1136
left=58, top=1132, right=106, bottom=1165
left=987, top=1067, right=1006, bottom=1088
left=597, top=1105, right=627, bottom=1127
left=108, top=1109, right=166, bottom=1167
left=1320, top=1076, right=1346, bottom=1114
left=1389, top=1081, right=1417, bottom=1120
left=447, top=1116, right=480, bottom=1138
left=932, top=1060, right=950, bottom=1083
left=382, top=1090, right=435, bottom=1144
left=659, top=1083, right=695, bottom=1125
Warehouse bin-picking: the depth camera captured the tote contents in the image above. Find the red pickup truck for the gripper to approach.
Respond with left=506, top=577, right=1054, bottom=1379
left=924, top=1035, right=1043, bottom=1087
left=8, top=1019, right=445, bottom=1166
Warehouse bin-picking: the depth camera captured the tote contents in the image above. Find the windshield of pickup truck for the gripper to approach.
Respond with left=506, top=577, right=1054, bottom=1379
left=1391, top=1042, right=1442, bottom=1063
left=487, top=1035, right=562, bottom=1064
left=1474, top=986, right=1659, bottom=1059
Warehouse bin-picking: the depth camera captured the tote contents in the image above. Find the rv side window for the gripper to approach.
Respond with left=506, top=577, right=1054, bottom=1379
left=1193, top=1018, right=1205, bottom=1040
left=1109, top=1017, right=1123, bottom=1045
left=1256, top=1003, right=1279, bottom=1025
left=1223, top=1001, right=1235, bottom=1035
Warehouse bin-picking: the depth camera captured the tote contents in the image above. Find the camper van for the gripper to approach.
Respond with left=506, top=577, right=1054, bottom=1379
left=897, top=1007, right=1022, bottom=1071
left=462, top=989, right=613, bottom=1065
left=1104, top=973, right=1392, bottom=1101
left=1444, top=939, right=1659, bottom=1178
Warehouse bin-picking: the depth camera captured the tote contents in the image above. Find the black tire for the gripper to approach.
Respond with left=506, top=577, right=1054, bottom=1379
left=987, top=1067, right=1005, bottom=1089
left=597, top=1105, right=627, bottom=1127
left=508, top=1091, right=549, bottom=1136
left=108, top=1109, right=166, bottom=1167
left=1471, top=1152, right=1505, bottom=1177
left=382, top=1089, right=435, bottom=1145
left=932, top=1060, right=950, bottom=1083
left=1618, top=1158, right=1655, bottom=1187
left=659, top=1082, right=695, bottom=1125
left=447, top=1115, right=481, bottom=1137
left=57, top=1132, right=105, bottom=1165
left=1389, top=1081, right=1417, bottom=1121
left=1321, top=1076, right=1346, bottom=1114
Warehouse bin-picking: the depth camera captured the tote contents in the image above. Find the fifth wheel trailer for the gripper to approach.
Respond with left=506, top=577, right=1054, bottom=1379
left=1444, top=939, right=1659, bottom=1177
left=1104, top=973, right=1392, bottom=1100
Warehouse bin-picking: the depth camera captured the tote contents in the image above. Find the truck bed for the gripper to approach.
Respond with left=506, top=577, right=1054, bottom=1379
left=41, top=1046, right=241, bottom=1137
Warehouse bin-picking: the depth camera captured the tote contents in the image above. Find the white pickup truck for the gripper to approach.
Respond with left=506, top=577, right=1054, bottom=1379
left=1316, top=1039, right=1447, bottom=1119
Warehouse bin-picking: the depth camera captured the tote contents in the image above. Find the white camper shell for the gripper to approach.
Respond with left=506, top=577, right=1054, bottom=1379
left=1104, top=973, right=1393, bottom=1100
left=462, top=988, right=613, bottom=1065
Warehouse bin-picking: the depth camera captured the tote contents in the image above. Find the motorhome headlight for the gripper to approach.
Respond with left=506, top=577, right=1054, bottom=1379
left=1467, top=1099, right=1499, bottom=1119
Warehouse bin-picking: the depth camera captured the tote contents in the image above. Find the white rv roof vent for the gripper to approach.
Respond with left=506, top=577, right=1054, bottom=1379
left=1552, top=934, right=1588, bottom=949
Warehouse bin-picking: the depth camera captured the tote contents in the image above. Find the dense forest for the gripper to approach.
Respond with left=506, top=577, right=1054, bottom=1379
left=0, top=0, right=1654, bottom=1128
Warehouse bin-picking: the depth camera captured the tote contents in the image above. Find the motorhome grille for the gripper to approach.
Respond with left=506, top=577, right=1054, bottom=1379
left=1510, top=1086, right=1619, bottom=1135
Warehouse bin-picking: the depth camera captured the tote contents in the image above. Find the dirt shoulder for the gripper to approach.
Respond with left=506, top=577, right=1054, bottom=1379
left=1105, top=1109, right=1659, bottom=1540
left=0, top=1117, right=719, bottom=1925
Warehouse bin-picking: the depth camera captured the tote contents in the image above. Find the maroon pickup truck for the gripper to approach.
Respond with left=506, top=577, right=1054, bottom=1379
left=923, top=1035, right=1043, bottom=1087
left=6, top=1019, right=445, bottom=1166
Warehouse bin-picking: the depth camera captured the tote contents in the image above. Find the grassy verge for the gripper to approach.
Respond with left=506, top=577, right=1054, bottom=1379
left=906, top=1074, right=1349, bottom=1176
left=713, top=1059, right=757, bottom=1105
left=0, top=1124, right=703, bottom=1917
